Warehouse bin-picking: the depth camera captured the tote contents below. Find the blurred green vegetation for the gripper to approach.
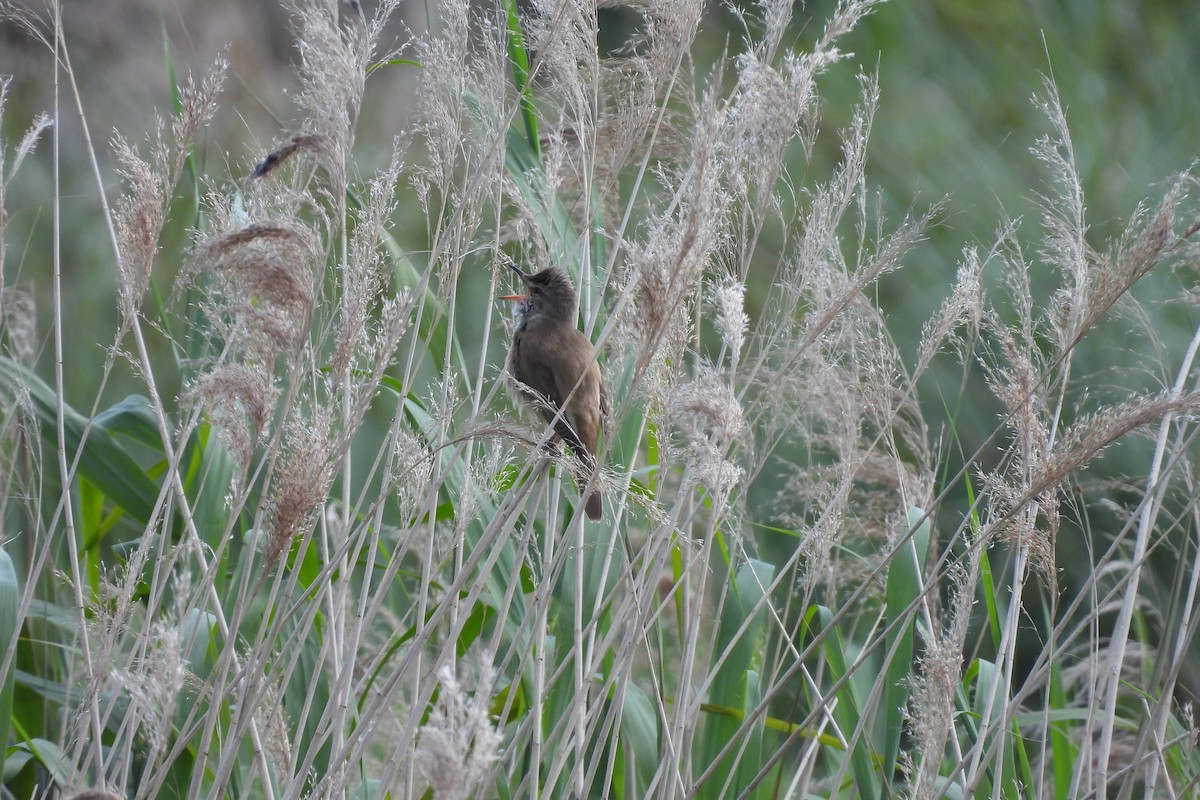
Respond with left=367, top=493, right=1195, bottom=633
left=4, top=2, right=1197, bottom=574
left=867, top=1, right=1197, bottom=520
left=832, top=0, right=1200, bottom=353
left=4, top=1, right=1198, bottom=409
left=3, top=1, right=1199, bottom=795
left=6, top=0, right=1198, bottom=594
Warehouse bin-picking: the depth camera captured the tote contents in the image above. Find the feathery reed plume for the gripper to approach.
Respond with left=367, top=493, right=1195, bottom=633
left=282, top=0, right=365, bottom=188
left=410, top=0, right=508, bottom=250
left=0, top=287, right=35, bottom=366
left=109, top=614, right=188, bottom=761
left=666, top=367, right=749, bottom=499
left=186, top=220, right=320, bottom=360
left=0, top=89, right=47, bottom=373
left=113, top=62, right=226, bottom=324
left=709, top=276, right=748, bottom=366
left=254, top=678, right=294, bottom=778
left=415, top=665, right=503, bottom=800
left=183, top=363, right=276, bottom=470
left=330, top=146, right=407, bottom=386
left=112, top=133, right=167, bottom=323
left=0, top=75, right=53, bottom=279
left=1033, top=77, right=1187, bottom=353
left=0, top=1, right=50, bottom=48
left=10, top=0, right=1200, bottom=796
left=906, top=554, right=980, bottom=799
left=265, top=410, right=336, bottom=566
left=915, top=244, right=985, bottom=377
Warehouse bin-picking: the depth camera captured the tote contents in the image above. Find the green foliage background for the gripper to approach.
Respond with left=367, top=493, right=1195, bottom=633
left=4, top=0, right=1199, bottom=412
left=2, top=0, right=1200, bottom=798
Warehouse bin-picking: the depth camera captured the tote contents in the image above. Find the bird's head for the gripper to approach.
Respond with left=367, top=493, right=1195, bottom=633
left=501, top=264, right=579, bottom=328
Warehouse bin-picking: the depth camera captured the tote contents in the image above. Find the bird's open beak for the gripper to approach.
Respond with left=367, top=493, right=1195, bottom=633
left=502, top=263, right=531, bottom=301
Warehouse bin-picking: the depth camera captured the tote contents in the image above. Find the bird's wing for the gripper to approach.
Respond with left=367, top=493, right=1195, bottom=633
left=550, top=331, right=602, bottom=457
left=512, top=331, right=567, bottom=413
left=514, top=328, right=601, bottom=457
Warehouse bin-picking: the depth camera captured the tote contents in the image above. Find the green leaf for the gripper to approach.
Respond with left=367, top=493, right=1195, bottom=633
left=1046, top=659, right=1075, bottom=799
left=880, top=506, right=932, bottom=786
left=15, top=670, right=130, bottom=731
left=960, top=658, right=1002, bottom=796
left=0, top=358, right=162, bottom=528
left=501, top=118, right=580, bottom=272
left=93, top=394, right=161, bottom=448
left=181, top=608, right=220, bottom=679
left=286, top=618, right=332, bottom=777
left=78, top=474, right=109, bottom=560
left=697, top=559, right=774, bottom=799
left=503, top=0, right=539, bottom=160
left=2, top=747, right=33, bottom=781
left=615, top=682, right=658, bottom=799
left=811, top=604, right=880, bottom=800
left=367, top=57, right=422, bottom=74
left=9, top=738, right=71, bottom=789
left=0, top=545, right=18, bottom=755
left=491, top=679, right=526, bottom=724
left=456, top=602, right=497, bottom=658
left=181, top=426, right=238, bottom=593
left=21, top=599, right=76, bottom=631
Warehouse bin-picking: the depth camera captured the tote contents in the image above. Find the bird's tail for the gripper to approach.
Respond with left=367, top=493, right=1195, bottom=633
left=581, top=482, right=602, bottom=521
left=555, top=421, right=602, bottom=521
left=570, top=450, right=602, bottom=521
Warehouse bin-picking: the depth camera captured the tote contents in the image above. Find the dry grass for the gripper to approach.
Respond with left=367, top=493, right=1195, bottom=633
left=1, top=0, right=1199, bottom=798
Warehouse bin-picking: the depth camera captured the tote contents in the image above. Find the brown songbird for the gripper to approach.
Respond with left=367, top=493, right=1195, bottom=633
left=502, top=264, right=607, bottom=520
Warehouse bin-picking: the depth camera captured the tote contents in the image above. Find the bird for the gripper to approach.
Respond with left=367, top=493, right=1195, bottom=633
left=501, top=263, right=607, bottom=520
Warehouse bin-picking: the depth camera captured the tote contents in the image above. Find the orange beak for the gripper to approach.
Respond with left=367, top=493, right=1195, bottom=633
left=502, top=262, right=530, bottom=302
